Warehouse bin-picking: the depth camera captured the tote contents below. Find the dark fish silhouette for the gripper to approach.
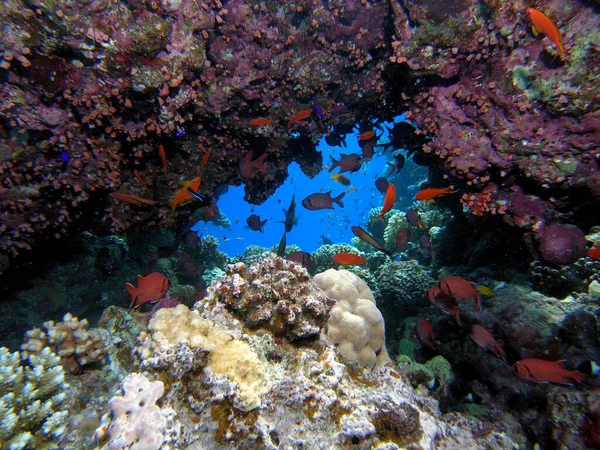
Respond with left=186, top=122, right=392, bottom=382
left=329, top=153, right=362, bottom=173
left=246, top=214, right=267, bottom=233
left=302, top=191, right=345, bottom=210
left=325, top=131, right=346, bottom=147
left=320, top=234, right=334, bottom=245
left=406, top=209, right=425, bottom=228
left=387, top=153, right=405, bottom=175
left=351, top=226, right=394, bottom=259
left=277, top=231, right=287, bottom=256
left=375, top=177, right=389, bottom=194
left=281, top=194, right=298, bottom=233
left=286, top=251, right=311, bottom=268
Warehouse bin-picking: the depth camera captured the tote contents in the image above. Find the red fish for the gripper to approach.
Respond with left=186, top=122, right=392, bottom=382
left=373, top=184, right=396, bottom=223
left=159, top=144, right=167, bottom=174
left=471, top=324, right=506, bottom=361
left=419, top=235, right=435, bottom=259
left=526, top=8, right=564, bottom=58
left=406, top=209, right=424, bottom=228
left=358, top=131, right=376, bottom=141
left=125, top=272, right=170, bottom=311
left=133, top=170, right=149, bottom=186
left=395, top=229, right=410, bottom=251
left=110, top=192, right=159, bottom=206
left=288, top=109, right=312, bottom=126
left=302, top=191, right=344, bottom=210
left=416, top=318, right=440, bottom=351
left=428, top=287, right=461, bottom=326
left=239, top=150, right=269, bottom=179
left=415, top=187, right=457, bottom=201
left=588, top=246, right=600, bottom=260
left=512, top=358, right=583, bottom=385
left=249, top=118, right=273, bottom=126
left=333, top=253, right=366, bottom=266
left=439, top=276, right=481, bottom=312
left=285, top=251, right=311, bottom=268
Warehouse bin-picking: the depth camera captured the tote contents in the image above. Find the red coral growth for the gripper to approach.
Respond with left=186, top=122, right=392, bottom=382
left=460, top=183, right=508, bottom=217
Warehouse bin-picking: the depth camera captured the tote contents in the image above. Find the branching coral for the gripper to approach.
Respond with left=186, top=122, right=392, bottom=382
left=0, top=347, right=69, bottom=449
left=21, top=313, right=106, bottom=374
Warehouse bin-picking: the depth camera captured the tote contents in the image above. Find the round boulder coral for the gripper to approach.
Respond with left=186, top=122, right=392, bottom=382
left=537, top=224, right=587, bottom=266
left=376, top=261, right=436, bottom=308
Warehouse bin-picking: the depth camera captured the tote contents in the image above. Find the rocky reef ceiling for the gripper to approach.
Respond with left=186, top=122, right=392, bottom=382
left=0, top=0, right=599, bottom=277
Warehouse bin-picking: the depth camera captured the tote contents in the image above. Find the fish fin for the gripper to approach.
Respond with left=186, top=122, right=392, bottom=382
left=333, top=191, right=345, bottom=208
left=531, top=25, right=540, bottom=36
left=125, top=283, right=136, bottom=296
left=329, top=156, right=339, bottom=172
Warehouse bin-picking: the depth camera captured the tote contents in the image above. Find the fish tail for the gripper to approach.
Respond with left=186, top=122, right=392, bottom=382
left=333, top=191, right=345, bottom=208
left=329, top=156, right=339, bottom=172
left=253, top=153, right=269, bottom=173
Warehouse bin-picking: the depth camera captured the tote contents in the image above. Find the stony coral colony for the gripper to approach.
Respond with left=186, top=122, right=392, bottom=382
left=0, top=0, right=600, bottom=449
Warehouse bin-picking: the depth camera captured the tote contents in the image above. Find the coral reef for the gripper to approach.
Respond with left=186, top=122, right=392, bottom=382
left=377, top=260, right=436, bottom=308
left=21, top=313, right=106, bottom=374
left=0, top=347, right=69, bottom=449
left=313, top=269, right=391, bottom=369
left=106, top=373, right=166, bottom=450
left=205, top=254, right=334, bottom=342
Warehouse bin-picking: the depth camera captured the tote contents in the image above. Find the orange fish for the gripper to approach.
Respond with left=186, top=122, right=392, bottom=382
left=358, top=131, right=376, bottom=141
left=512, top=358, right=583, bottom=385
left=332, top=252, right=366, bottom=266
left=169, top=177, right=201, bottom=212
left=249, top=118, right=273, bottom=126
left=110, top=192, right=159, bottom=206
left=288, top=109, right=312, bottom=126
left=415, top=186, right=457, bottom=201
left=588, top=246, right=600, bottom=260
left=159, top=144, right=167, bottom=174
left=200, top=151, right=210, bottom=170
left=373, top=183, right=396, bottom=222
left=526, top=8, right=564, bottom=58
left=133, top=170, right=149, bottom=186
left=125, top=272, right=170, bottom=311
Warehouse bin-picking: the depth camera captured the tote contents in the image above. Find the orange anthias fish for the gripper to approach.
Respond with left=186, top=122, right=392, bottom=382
left=471, top=324, right=506, bottom=361
left=125, top=272, right=170, bottom=311
left=133, top=170, right=149, bottom=186
left=527, top=8, right=564, bottom=58
left=374, top=183, right=396, bottom=222
left=110, top=192, right=159, bottom=206
left=332, top=252, right=366, bottom=266
left=415, top=186, right=457, bottom=201
left=249, top=118, right=273, bottom=127
left=169, top=177, right=201, bottom=212
left=358, top=131, right=376, bottom=141
left=159, top=144, right=167, bottom=174
left=200, top=151, right=210, bottom=170
left=288, top=109, right=312, bottom=126
left=588, top=246, right=600, bottom=260
left=512, top=358, right=583, bottom=385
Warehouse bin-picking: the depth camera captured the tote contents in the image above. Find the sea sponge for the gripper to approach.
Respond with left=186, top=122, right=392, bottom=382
left=141, top=304, right=266, bottom=411
left=107, top=373, right=166, bottom=450
left=313, top=269, right=391, bottom=369
left=0, top=347, right=69, bottom=449
left=21, top=313, right=105, bottom=374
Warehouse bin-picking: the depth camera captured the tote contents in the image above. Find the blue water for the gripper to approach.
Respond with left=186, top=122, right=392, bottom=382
left=193, top=116, right=428, bottom=256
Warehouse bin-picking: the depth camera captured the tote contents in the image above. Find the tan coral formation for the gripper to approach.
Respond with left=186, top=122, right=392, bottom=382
left=207, top=254, right=335, bottom=342
left=21, top=313, right=105, bottom=373
left=136, top=304, right=266, bottom=412
left=313, top=269, right=391, bottom=369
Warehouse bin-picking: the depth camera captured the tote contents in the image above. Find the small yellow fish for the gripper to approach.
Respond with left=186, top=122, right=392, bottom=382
left=477, top=285, right=495, bottom=298
left=331, top=173, right=351, bottom=186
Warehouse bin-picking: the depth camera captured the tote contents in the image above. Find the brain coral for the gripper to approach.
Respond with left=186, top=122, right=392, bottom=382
left=377, top=260, right=436, bottom=308
left=207, top=254, right=335, bottom=342
left=313, top=269, right=391, bottom=369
